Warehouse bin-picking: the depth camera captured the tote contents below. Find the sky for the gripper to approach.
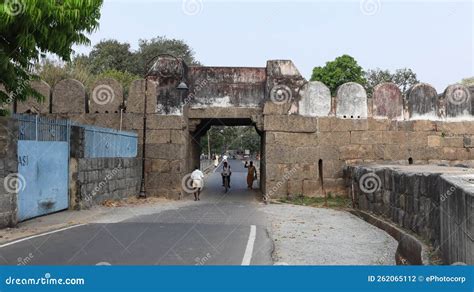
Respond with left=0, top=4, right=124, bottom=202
left=74, top=0, right=474, bottom=92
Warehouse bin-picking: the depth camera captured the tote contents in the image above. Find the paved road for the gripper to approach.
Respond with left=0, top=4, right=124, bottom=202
left=0, top=159, right=273, bottom=265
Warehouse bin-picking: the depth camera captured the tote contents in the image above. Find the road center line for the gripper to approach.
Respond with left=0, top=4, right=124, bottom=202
left=241, top=225, right=257, bottom=265
left=0, top=224, right=86, bottom=249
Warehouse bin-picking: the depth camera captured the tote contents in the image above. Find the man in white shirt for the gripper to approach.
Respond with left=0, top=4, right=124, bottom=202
left=191, top=166, right=204, bottom=201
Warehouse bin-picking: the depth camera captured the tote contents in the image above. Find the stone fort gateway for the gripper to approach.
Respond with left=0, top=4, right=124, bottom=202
left=3, top=57, right=474, bottom=264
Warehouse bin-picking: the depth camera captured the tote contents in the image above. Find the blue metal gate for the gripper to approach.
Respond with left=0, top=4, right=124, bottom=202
left=15, top=115, right=70, bottom=221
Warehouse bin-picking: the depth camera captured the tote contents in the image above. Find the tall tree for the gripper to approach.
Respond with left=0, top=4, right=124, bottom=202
left=365, top=68, right=392, bottom=97
left=73, top=36, right=200, bottom=77
left=201, top=126, right=260, bottom=155
left=365, top=68, right=418, bottom=98
left=136, top=36, right=200, bottom=75
left=310, top=55, right=367, bottom=96
left=77, top=40, right=136, bottom=75
left=0, top=0, right=103, bottom=114
left=35, top=58, right=97, bottom=89
left=392, top=68, right=419, bottom=97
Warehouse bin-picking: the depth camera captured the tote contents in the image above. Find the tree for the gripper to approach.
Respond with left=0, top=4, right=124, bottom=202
left=365, top=68, right=418, bottom=98
left=200, top=126, right=260, bottom=155
left=461, top=77, right=474, bottom=87
left=0, top=0, right=103, bottom=115
left=76, top=40, right=137, bottom=75
left=310, top=55, right=367, bottom=96
left=136, top=36, right=200, bottom=75
left=73, top=36, right=200, bottom=77
left=34, top=59, right=69, bottom=88
left=392, top=68, right=419, bottom=97
left=35, top=58, right=97, bottom=89
left=365, top=68, right=392, bottom=97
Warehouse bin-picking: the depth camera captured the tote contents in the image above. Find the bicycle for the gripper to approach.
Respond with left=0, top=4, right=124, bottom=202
left=223, top=174, right=230, bottom=193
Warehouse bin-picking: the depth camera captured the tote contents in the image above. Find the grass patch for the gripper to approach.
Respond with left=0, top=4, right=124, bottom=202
left=278, top=194, right=351, bottom=209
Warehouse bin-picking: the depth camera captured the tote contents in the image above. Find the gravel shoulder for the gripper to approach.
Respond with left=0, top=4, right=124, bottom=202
left=261, top=203, right=397, bottom=265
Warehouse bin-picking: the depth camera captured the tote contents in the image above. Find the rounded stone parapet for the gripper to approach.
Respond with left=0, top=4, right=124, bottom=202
left=89, top=78, right=124, bottom=113
left=52, top=79, right=86, bottom=114
left=16, top=80, right=51, bottom=114
left=407, top=83, right=438, bottom=119
left=336, top=82, right=368, bottom=119
left=298, top=81, right=331, bottom=117
left=372, top=82, right=403, bottom=119
left=444, top=84, right=472, bottom=118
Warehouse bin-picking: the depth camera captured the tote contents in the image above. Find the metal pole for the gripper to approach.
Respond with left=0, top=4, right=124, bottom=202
left=207, top=131, right=211, bottom=161
left=119, top=108, right=123, bottom=131
left=35, top=115, right=38, bottom=141
left=139, top=79, right=148, bottom=198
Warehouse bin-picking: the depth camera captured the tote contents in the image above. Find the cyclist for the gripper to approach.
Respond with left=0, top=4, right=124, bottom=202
left=221, top=161, right=232, bottom=189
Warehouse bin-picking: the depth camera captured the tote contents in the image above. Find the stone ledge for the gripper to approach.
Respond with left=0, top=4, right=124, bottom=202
left=345, top=164, right=473, bottom=265
left=349, top=209, right=430, bottom=265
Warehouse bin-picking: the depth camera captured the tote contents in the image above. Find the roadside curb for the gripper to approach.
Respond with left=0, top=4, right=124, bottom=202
left=349, top=209, right=430, bottom=265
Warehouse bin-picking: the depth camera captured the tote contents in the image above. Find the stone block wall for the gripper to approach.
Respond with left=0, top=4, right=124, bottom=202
left=69, top=125, right=142, bottom=209
left=6, top=60, right=474, bottom=202
left=344, top=165, right=473, bottom=265
left=143, top=115, right=188, bottom=199
left=262, top=101, right=474, bottom=199
left=70, top=157, right=141, bottom=210
left=439, top=175, right=474, bottom=265
left=0, top=117, right=18, bottom=228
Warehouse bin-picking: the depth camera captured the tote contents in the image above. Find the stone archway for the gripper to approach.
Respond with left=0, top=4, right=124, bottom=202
left=185, top=107, right=265, bottom=192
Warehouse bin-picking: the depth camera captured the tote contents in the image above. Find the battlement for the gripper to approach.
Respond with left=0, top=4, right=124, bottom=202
left=5, top=60, right=472, bottom=123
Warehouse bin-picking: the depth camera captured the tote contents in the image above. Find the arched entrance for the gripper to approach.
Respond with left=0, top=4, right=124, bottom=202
left=185, top=109, right=266, bottom=198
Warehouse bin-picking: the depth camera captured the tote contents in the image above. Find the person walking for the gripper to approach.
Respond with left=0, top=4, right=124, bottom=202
left=244, top=161, right=257, bottom=190
left=191, top=166, right=204, bottom=201
left=213, top=154, right=219, bottom=168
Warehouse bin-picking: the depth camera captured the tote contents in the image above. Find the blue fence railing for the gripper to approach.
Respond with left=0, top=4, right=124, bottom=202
left=14, top=115, right=138, bottom=158
left=80, top=125, right=138, bottom=158
left=14, top=114, right=70, bottom=142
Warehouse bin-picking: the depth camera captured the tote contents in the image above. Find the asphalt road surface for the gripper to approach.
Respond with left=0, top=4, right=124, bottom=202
left=0, top=159, right=273, bottom=265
